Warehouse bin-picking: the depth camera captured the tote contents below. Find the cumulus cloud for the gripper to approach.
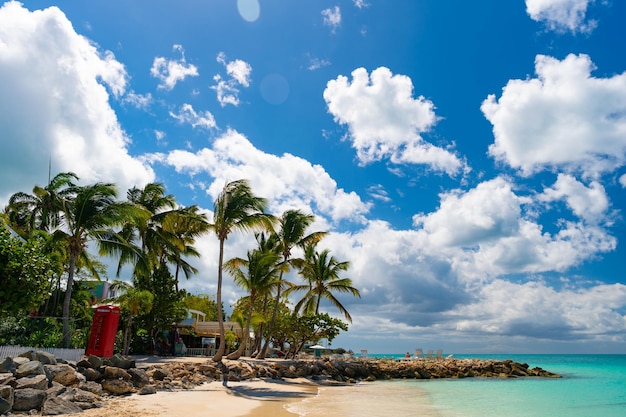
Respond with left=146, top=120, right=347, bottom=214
left=169, top=104, right=216, bottom=129
left=482, top=54, right=626, bottom=178
left=0, top=1, right=154, bottom=203
left=150, top=44, right=199, bottom=90
left=525, top=0, right=598, bottom=33
left=321, top=6, right=341, bottom=33
left=413, top=177, right=616, bottom=276
left=324, top=67, right=465, bottom=175
left=157, top=129, right=371, bottom=224
left=211, top=52, right=252, bottom=107
left=538, top=174, right=610, bottom=224
left=353, top=0, right=368, bottom=9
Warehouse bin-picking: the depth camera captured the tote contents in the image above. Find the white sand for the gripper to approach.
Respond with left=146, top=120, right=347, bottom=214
left=63, top=378, right=318, bottom=417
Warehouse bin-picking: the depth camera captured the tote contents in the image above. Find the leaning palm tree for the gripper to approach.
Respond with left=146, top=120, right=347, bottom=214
left=289, top=244, right=360, bottom=322
left=57, top=182, right=145, bottom=348
left=224, top=241, right=284, bottom=359
left=257, top=209, right=327, bottom=359
left=5, top=172, right=78, bottom=236
left=211, top=179, right=275, bottom=362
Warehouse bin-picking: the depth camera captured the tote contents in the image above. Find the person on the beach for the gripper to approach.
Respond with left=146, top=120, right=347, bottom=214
left=405, top=352, right=411, bottom=358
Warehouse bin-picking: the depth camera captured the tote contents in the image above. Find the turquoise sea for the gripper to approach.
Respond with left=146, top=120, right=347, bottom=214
left=287, top=354, right=626, bottom=417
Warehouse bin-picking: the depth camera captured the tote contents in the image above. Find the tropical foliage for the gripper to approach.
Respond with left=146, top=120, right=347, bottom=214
left=1, top=173, right=360, bottom=357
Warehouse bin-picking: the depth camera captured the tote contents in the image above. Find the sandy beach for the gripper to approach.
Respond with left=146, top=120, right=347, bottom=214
left=63, top=378, right=317, bottom=417
left=52, top=356, right=318, bottom=417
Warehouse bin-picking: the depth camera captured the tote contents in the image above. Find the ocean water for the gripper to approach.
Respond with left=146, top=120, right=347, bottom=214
left=287, top=354, right=626, bottom=417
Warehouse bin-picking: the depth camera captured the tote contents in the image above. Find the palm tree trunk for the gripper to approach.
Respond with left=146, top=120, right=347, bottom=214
left=123, top=314, right=134, bottom=355
left=227, top=298, right=254, bottom=360
left=212, top=239, right=226, bottom=362
left=61, top=253, right=76, bottom=348
left=258, top=277, right=283, bottom=359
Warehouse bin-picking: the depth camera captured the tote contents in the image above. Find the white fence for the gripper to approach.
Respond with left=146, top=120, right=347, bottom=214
left=0, top=345, right=85, bottom=362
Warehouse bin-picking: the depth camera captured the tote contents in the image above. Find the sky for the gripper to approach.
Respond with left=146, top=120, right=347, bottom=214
left=1, top=0, right=625, bottom=354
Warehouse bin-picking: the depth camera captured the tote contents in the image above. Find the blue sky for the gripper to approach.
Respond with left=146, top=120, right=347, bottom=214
left=1, top=0, right=626, bottom=354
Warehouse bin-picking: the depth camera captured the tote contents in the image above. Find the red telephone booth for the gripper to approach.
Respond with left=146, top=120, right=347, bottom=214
left=86, top=305, right=120, bottom=357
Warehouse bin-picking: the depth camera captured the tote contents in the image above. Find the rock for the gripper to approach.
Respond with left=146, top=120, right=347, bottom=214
left=104, top=354, right=134, bottom=370
left=59, top=387, right=100, bottom=403
left=152, top=368, right=169, bottom=381
left=78, top=381, right=103, bottom=394
left=128, top=368, right=149, bottom=388
left=41, top=397, right=83, bottom=415
left=15, top=374, right=49, bottom=390
left=46, top=381, right=66, bottom=397
left=101, top=379, right=134, bottom=395
left=139, top=384, right=157, bottom=395
left=104, top=366, right=132, bottom=380
left=0, top=385, right=14, bottom=408
left=0, top=357, right=16, bottom=374
left=13, top=387, right=46, bottom=411
left=45, top=364, right=81, bottom=386
left=87, top=355, right=103, bottom=369
left=0, top=372, right=15, bottom=386
left=78, top=366, right=102, bottom=381
left=16, top=360, right=45, bottom=378
left=12, top=356, right=30, bottom=366
left=0, top=396, right=11, bottom=415
left=34, top=351, right=58, bottom=365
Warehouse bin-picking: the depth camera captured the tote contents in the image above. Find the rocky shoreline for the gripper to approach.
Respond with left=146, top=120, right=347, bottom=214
left=0, top=350, right=560, bottom=415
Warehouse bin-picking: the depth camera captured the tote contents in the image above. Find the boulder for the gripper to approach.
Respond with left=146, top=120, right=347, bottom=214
left=139, top=384, right=157, bottom=395
left=12, top=356, right=30, bottom=366
left=0, top=396, right=11, bottom=415
left=45, top=364, right=81, bottom=386
left=13, top=387, right=46, bottom=411
left=59, top=387, right=100, bottom=404
left=0, top=372, right=15, bottom=386
left=78, top=366, right=101, bottom=381
left=87, top=355, right=103, bottom=369
left=0, top=357, right=16, bottom=374
left=42, top=397, right=83, bottom=415
left=78, top=381, right=103, bottom=394
left=152, top=368, right=169, bottom=381
left=104, top=366, right=132, bottom=380
left=0, top=385, right=14, bottom=408
left=46, top=381, right=66, bottom=397
left=15, top=374, right=49, bottom=390
left=104, top=354, right=134, bottom=370
left=34, top=351, right=58, bottom=365
left=16, top=360, right=45, bottom=378
left=101, top=379, right=134, bottom=395
left=128, top=368, right=149, bottom=388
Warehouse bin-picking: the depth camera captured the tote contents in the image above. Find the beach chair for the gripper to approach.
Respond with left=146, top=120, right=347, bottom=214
left=426, top=350, right=434, bottom=361
left=435, top=349, right=443, bottom=360
left=360, top=349, right=369, bottom=359
left=414, top=348, right=424, bottom=361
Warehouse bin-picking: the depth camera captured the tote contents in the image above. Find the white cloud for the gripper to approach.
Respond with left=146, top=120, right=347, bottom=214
left=324, top=67, right=465, bottom=175
left=160, top=129, right=371, bottom=224
left=211, top=52, right=252, bottom=107
left=538, top=174, right=609, bottom=224
left=413, top=177, right=616, bottom=276
left=620, top=174, right=626, bottom=187
left=482, top=54, right=626, bottom=178
left=0, top=1, right=154, bottom=203
left=367, top=184, right=391, bottom=202
left=122, top=90, right=152, bottom=110
left=525, top=0, right=597, bottom=33
left=321, top=6, right=341, bottom=33
left=150, top=44, right=199, bottom=90
left=169, top=104, right=216, bottom=129
left=305, top=54, right=331, bottom=71
left=353, top=0, right=368, bottom=9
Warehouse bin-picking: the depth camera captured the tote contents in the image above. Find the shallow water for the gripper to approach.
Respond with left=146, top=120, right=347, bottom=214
left=287, top=354, right=626, bottom=417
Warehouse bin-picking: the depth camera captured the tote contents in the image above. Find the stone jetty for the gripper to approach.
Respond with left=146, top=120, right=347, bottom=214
left=0, top=350, right=560, bottom=415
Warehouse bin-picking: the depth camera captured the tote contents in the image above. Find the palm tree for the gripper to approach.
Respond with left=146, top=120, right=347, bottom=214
left=211, top=179, right=275, bottom=362
left=109, top=281, right=154, bottom=355
left=289, top=244, right=360, bottom=322
left=5, top=172, right=78, bottom=236
left=160, top=205, right=210, bottom=291
left=258, top=209, right=327, bottom=359
left=223, top=239, right=284, bottom=359
left=57, top=182, right=144, bottom=348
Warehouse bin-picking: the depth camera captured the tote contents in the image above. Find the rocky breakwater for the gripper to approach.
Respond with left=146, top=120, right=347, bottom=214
left=0, top=351, right=559, bottom=415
